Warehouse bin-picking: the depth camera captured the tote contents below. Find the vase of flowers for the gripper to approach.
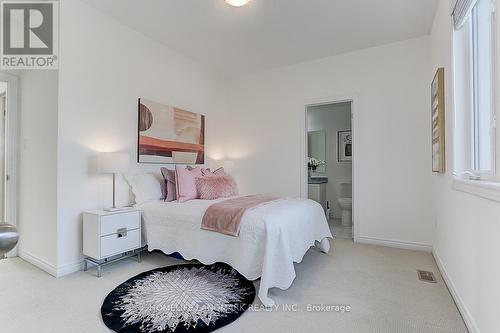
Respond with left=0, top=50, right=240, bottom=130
left=308, top=157, right=325, bottom=179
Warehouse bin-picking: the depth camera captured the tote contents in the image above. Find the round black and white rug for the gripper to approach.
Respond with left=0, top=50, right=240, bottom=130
left=101, top=263, right=256, bottom=333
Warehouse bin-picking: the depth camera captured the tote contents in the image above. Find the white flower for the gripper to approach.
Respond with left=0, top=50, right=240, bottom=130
left=308, top=157, right=325, bottom=168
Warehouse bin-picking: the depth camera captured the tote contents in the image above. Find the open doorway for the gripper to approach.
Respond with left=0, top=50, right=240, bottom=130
left=0, top=72, right=18, bottom=257
left=0, top=82, right=6, bottom=220
left=306, top=101, right=353, bottom=240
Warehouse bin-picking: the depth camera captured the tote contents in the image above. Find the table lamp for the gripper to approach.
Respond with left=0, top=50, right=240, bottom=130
left=96, top=152, right=130, bottom=211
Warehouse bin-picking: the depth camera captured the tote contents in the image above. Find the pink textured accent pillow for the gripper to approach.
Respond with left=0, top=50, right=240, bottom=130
left=201, top=167, right=226, bottom=177
left=175, top=166, right=202, bottom=202
left=195, top=175, right=239, bottom=200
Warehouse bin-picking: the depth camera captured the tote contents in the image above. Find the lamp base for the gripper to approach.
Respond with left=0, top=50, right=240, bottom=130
left=104, top=206, right=133, bottom=212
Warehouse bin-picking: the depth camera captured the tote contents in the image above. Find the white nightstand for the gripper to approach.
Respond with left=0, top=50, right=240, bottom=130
left=83, top=208, right=142, bottom=277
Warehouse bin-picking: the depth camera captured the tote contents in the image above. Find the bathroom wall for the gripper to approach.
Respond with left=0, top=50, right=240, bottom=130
left=308, top=102, right=352, bottom=219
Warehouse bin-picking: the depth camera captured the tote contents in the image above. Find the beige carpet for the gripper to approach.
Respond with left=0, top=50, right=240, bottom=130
left=330, top=218, right=353, bottom=239
left=0, top=239, right=467, bottom=333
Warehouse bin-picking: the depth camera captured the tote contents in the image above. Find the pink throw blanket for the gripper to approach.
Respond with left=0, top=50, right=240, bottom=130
left=201, top=195, right=282, bottom=236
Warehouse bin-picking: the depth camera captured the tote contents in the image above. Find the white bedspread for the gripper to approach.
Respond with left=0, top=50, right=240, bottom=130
left=138, top=197, right=332, bottom=306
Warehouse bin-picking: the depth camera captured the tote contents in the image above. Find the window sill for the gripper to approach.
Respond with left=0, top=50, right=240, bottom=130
left=452, top=177, right=500, bottom=203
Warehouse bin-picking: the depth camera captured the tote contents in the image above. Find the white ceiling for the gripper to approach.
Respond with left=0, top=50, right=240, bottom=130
left=83, top=0, right=439, bottom=77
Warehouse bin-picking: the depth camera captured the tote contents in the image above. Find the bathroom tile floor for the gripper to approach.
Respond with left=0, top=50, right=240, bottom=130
left=329, top=218, right=353, bottom=239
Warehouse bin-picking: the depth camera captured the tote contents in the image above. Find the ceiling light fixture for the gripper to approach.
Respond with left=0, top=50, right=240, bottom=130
left=225, top=0, right=251, bottom=7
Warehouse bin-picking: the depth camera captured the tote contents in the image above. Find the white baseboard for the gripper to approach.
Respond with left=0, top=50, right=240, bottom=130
left=57, top=260, right=84, bottom=277
left=433, top=250, right=480, bottom=333
left=18, top=249, right=84, bottom=277
left=354, top=236, right=432, bottom=252
left=18, top=249, right=58, bottom=277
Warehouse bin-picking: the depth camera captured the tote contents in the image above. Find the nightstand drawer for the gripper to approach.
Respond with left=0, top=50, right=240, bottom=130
left=100, top=228, right=141, bottom=258
left=100, top=211, right=140, bottom=236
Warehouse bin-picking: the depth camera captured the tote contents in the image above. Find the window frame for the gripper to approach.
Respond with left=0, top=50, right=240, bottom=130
left=453, top=0, right=498, bottom=182
left=471, top=0, right=497, bottom=177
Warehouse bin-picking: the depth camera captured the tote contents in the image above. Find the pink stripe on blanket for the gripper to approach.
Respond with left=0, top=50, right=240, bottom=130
left=201, top=195, right=282, bottom=236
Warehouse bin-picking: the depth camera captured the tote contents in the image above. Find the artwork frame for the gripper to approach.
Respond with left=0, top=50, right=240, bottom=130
left=431, top=67, right=445, bottom=173
left=337, top=130, right=352, bottom=162
left=137, top=98, right=205, bottom=164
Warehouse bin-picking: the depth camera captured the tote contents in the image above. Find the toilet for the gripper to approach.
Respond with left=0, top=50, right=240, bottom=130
left=337, top=182, right=352, bottom=227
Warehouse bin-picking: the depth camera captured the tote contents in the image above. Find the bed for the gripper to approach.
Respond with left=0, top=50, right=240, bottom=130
left=137, top=196, right=333, bottom=306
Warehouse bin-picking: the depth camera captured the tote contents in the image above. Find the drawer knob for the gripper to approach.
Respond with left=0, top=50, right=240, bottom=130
left=117, top=228, right=127, bottom=238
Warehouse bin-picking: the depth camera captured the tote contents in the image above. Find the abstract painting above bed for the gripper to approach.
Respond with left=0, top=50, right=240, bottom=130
left=137, top=98, right=205, bottom=164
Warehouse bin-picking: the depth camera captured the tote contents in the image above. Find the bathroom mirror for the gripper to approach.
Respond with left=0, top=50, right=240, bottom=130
left=308, top=130, right=326, bottom=174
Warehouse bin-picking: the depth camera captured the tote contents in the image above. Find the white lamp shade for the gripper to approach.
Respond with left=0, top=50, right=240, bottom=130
left=96, top=153, right=129, bottom=174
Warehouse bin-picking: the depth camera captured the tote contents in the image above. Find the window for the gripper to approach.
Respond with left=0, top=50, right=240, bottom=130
left=453, top=0, right=496, bottom=180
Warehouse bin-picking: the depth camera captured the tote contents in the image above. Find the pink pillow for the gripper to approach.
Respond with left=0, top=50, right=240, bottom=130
left=160, top=179, right=168, bottom=200
left=201, top=167, right=226, bottom=177
left=175, top=166, right=202, bottom=202
left=195, top=175, right=239, bottom=200
left=160, top=167, right=177, bottom=202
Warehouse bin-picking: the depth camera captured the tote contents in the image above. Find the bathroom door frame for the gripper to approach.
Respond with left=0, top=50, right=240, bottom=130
left=0, top=72, right=19, bottom=257
left=302, top=94, right=359, bottom=240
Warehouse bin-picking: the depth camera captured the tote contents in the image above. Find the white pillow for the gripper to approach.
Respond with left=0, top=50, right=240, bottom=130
left=124, top=172, right=162, bottom=205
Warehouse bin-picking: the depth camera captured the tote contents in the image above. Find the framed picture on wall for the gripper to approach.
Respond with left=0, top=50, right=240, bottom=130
left=337, top=130, right=352, bottom=162
left=431, top=67, right=445, bottom=173
left=137, top=98, right=205, bottom=164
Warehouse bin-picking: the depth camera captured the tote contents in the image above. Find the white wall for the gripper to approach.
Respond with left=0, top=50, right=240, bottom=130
left=307, top=103, right=352, bottom=218
left=55, top=0, right=228, bottom=274
left=17, top=71, right=59, bottom=272
left=219, top=37, right=434, bottom=249
left=430, top=1, right=500, bottom=332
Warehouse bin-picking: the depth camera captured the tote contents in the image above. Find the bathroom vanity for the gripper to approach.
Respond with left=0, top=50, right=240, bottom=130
left=308, top=177, right=328, bottom=212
